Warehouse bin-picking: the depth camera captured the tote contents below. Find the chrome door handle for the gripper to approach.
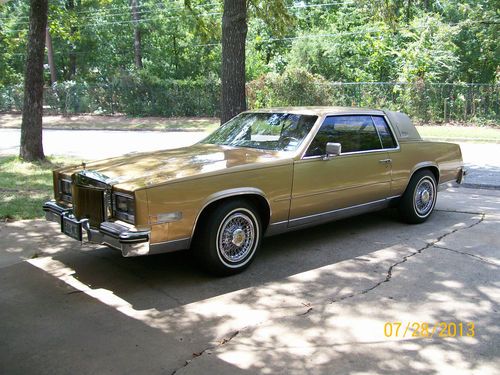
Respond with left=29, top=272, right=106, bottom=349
left=379, top=159, right=392, bottom=164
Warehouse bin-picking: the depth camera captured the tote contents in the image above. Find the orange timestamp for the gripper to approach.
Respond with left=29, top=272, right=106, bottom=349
left=384, top=321, right=475, bottom=338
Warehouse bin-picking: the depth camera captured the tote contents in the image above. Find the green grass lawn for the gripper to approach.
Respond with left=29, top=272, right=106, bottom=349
left=0, top=156, right=76, bottom=220
left=416, top=125, right=500, bottom=142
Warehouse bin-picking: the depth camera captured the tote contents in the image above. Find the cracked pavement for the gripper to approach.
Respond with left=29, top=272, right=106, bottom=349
left=1, top=187, right=499, bottom=374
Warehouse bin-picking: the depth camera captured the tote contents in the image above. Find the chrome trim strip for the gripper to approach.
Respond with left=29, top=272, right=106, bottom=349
left=289, top=198, right=387, bottom=224
left=149, top=238, right=190, bottom=254
left=386, top=195, right=402, bottom=200
left=265, top=221, right=288, bottom=237
left=265, top=197, right=401, bottom=237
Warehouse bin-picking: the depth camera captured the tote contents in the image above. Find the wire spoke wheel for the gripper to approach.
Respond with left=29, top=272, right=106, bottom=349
left=413, top=177, right=436, bottom=216
left=195, top=200, right=262, bottom=275
left=217, top=212, right=256, bottom=264
left=399, top=170, right=437, bottom=224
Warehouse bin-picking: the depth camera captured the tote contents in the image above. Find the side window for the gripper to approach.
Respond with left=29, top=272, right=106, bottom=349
left=372, top=116, right=397, bottom=149
left=305, top=115, right=382, bottom=157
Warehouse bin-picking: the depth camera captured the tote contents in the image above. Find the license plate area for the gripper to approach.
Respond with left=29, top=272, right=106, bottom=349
left=62, top=215, right=83, bottom=241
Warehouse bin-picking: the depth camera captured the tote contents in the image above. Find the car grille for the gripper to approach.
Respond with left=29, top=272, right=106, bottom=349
left=73, top=184, right=105, bottom=227
left=71, top=170, right=114, bottom=228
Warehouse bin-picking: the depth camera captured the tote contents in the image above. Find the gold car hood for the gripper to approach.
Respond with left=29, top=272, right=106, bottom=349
left=62, top=144, right=290, bottom=191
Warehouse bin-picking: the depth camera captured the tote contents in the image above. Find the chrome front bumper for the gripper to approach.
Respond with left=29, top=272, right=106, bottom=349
left=43, top=201, right=151, bottom=257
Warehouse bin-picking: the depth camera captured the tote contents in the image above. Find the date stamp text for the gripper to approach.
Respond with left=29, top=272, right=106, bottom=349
left=384, top=322, right=475, bottom=338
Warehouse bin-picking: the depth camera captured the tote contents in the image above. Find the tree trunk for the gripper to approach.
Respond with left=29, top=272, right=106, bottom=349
left=66, top=0, right=77, bottom=79
left=131, top=0, right=143, bottom=69
left=46, top=29, right=57, bottom=85
left=20, top=0, right=48, bottom=162
left=406, top=0, right=412, bottom=22
left=220, top=0, right=247, bottom=125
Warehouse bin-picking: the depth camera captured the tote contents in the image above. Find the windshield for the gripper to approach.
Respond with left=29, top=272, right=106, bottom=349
left=200, top=112, right=318, bottom=151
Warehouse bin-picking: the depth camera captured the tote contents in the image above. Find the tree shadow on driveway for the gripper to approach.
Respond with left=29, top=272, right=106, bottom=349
left=45, top=209, right=477, bottom=312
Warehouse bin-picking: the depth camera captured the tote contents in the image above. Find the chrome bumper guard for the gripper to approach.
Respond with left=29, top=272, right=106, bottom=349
left=457, top=167, right=467, bottom=184
left=438, top=167, right=467, bottom=191
left=42, top=201, right=151, bottom=257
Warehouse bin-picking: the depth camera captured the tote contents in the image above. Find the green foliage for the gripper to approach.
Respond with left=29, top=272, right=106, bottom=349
left=0, top=0, right=498, bottom=123
left=1, top=72, right=221, bottom=116
left=247, top=67, right=335, bottom=108
left=113, top=71, right=220, bottom=116
left=286, top=22, right=397, bottom=82
left=395, top=15, right=459, bottom=82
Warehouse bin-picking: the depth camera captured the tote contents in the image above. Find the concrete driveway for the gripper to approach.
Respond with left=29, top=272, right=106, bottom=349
left=1, top=187, right=499, bottom=374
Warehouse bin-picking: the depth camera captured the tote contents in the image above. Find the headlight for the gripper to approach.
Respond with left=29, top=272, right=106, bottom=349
left=59, top=178, right=72, bottom=203
left=113, top=193, right=135, bottom=224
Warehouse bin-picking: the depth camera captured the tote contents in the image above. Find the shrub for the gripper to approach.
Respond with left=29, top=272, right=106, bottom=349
left=247, top=68, right=335, bottom=109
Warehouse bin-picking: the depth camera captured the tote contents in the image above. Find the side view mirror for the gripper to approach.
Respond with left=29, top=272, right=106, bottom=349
left=324, top=142, right=341, bottom=159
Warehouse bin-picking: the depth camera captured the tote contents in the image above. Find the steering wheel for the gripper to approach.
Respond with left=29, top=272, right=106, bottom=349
left=278, top=136, right=300, bottom=150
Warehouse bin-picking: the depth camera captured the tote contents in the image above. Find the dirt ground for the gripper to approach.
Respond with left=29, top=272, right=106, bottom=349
left=0, top=113, right=219, bottom=132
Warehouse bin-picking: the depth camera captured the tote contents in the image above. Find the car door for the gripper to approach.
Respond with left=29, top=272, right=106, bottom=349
left=289, top=114, right=397, bottom=227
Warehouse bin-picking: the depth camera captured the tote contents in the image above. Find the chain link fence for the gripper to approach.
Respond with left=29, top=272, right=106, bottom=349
left=0, top=80, right=221, bottom=117
left=326, top=82, right=499, bottom=124
left=1, top=81, right=498, bottom=124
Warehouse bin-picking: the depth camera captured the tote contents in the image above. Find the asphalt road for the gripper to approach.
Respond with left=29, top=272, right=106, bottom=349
left=0, top=128, right=207, bottom=159
left=1, top=128, right=499, bottom=188
left=1, top=187, right=499, bottom=374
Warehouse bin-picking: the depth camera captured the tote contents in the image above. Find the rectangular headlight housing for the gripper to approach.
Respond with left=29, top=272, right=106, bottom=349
left=113, top=193, right=135, bottom=224
left=59, top=178, right=72, bottom=203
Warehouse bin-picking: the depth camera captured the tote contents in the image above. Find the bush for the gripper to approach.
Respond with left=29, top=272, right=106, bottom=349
left=0, top=84, right=23, bottom=112
left=247, top=68, right=335, bottom=108
left=113, top=72, right=220, bottom=117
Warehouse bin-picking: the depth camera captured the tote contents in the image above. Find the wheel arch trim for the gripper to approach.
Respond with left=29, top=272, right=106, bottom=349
left=189, top=187, right=271, bottom=245
left=408, top=162, right=440, bottom=185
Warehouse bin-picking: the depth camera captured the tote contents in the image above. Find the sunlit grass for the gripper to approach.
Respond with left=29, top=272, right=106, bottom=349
left=0, top=156, right=76, bottom=220
left=417, top=126, right=500, bottom=142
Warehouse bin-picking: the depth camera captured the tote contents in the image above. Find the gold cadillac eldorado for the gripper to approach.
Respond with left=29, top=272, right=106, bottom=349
left=43, top=107, right=465, bottom=274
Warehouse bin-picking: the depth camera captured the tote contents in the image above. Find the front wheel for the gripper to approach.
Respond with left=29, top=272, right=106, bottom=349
left=194, top=200, right=262, bottom=276
left=399, top=170, right=437, bottom=224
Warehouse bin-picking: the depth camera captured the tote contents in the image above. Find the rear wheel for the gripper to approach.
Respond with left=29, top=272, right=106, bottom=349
left=399, top=170, right=437, bottom=224
left=194, top=200, right=262, bottom=275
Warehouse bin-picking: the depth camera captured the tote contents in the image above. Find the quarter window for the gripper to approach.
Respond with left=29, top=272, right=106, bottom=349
left=372, top=116, right=397, bottom=149
left=305, top=115, right=383, bottom=157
